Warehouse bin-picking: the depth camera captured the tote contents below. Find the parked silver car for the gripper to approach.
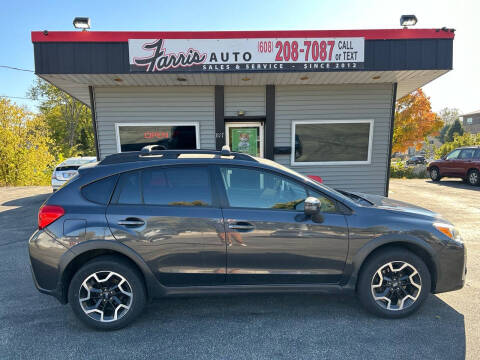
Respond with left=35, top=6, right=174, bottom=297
left=51, top=157, right=97, bottom=191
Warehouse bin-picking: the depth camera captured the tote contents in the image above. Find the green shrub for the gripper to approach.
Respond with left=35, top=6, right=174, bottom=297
left=435, top=133, right=480, bottom=159
left=390, top=161, right=427, bottom=179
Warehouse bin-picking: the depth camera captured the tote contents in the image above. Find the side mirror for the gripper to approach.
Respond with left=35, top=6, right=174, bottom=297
left=304, top=196, right=320, bottom=216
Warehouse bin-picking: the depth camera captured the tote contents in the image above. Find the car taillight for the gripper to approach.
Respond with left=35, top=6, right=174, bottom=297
left=38, top=205, right=65, bottom=229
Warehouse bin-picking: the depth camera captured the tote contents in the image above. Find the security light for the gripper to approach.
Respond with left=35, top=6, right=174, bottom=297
left=73, top=17, right=91, bottom=30
left=400, top=15, right=417, bottom=28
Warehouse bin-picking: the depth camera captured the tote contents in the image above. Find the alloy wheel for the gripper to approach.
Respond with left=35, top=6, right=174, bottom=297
left=469, top=171, right=478, bottom=185
left=371, top=261, right=422, bottom=311
left=430, top=168, right=438, bottom=180
left=78, top=271, right=133, bottom=322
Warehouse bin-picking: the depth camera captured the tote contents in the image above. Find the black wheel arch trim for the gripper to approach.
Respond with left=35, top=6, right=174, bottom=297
left=57, top=240, right=167, bottom=303
left=341, top=234, right=439, bottom=291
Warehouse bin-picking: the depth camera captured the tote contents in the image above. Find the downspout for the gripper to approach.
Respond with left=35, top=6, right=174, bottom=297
left=385, top=82, right=398, bottom=197
left=88, top=86, right=100, bottom=160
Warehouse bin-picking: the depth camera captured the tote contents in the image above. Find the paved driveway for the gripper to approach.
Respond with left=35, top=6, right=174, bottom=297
left=0, top=180, right=478, bottom=359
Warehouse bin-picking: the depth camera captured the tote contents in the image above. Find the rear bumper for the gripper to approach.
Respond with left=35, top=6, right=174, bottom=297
left=51, top=178, right=66, bottom=190
left=433, top=240, right=466, bottom=294
left=28, top=230, right=69, bottom=303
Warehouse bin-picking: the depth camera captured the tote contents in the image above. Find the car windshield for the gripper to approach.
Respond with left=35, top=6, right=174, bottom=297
left=62, top=158, right=96, bottom=166
left=254, top=157, right=353, bottom=203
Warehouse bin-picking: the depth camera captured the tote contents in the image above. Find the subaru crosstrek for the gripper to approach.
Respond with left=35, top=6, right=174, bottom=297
left=29, top=146, right=466, bottom=330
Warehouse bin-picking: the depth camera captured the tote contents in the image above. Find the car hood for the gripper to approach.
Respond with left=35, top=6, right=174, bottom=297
left=350, top=191, right=441, bottom=219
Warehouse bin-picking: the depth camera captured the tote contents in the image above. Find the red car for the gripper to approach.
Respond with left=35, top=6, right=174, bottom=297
left=427, top=146, right=480, bottom=186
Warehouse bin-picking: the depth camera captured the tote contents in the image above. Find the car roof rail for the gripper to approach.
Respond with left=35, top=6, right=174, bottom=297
left=99, top=146, right=256, bottom=165
left=140, top=145, right=167, bottom=153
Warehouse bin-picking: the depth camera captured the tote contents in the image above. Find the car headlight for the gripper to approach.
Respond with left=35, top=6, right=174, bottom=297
left=433, top=222, right=461, bottom=242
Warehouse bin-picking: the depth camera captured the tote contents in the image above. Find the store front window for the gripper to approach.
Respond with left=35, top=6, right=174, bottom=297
left=291, top=120, right=373, bottom=165
left=115, top=123, right=199, bottom=152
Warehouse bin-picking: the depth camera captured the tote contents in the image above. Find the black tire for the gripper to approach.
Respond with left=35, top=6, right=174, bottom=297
left=357, top=247, right=431, bottom=318
left=68, top=255, right=146, bottom=330
left=429, top=167, right=441, bottom=182
left=467, top=169, right=480, bottom=186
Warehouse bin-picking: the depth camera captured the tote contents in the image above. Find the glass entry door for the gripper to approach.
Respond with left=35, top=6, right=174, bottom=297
left=225, top=122, right=264, bottom=157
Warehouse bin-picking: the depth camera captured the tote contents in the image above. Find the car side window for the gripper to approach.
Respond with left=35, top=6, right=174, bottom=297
left=307, top=189, right=338, bottom=214
left=114, top=171, right=142, bottom=205
left=446, top=149, right=461, bottom=160
left=220, top=167, right=307, bottom=210
left=81, top=175, right=118, bottom=205
left=142, top=167, right=212, bottom=206
left=459, top=149, right=475, bottom=160
left=474, top=149, right=480, bottom=159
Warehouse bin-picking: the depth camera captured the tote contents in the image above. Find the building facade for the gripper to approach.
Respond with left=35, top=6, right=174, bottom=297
left=462, top=110, right=480, bottom=134
left=31, top=28, right=454, bottom=195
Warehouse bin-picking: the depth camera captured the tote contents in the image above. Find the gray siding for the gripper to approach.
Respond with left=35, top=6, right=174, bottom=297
left=94, top=86, right=215, bottom=158
left=224, top=86, right=265, bottom=116
left=462, top=114, right=480, bottom=134
left=274, top=84, right=394, bottom=195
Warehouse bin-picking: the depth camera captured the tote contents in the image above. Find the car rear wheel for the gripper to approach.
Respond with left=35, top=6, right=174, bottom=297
left=357, top=248, right=431, bottom=318
left=467, top=169, right=479, bottom=186
left=68, top=256, right=146, bottom=330
left=429, top=167, right=441, bottom=182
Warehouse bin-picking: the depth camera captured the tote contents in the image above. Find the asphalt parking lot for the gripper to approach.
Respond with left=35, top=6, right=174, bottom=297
left=0, top=180, right=478, bottom=359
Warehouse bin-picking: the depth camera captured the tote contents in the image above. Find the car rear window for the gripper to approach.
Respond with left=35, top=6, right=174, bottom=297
left=56, top=166, right=80, bottom=171
left=81, top=175, right=118, bottom=205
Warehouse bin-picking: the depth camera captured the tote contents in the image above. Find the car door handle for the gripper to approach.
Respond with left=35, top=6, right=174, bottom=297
left=228, top=222, right=255, bottom=231
left=118, top=218, right=145, bottom=227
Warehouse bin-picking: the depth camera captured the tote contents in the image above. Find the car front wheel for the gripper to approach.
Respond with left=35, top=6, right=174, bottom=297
left=467, top=169, right=479, bottom=186
left=357, top=248, right=431, bottom=318
left=429, top=167, right=441, bottom=182
left=68, top=255, right=146, bottom=330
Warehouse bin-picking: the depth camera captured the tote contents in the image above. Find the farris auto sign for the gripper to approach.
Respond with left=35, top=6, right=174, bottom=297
left=128, top=38, right=364, bottom=73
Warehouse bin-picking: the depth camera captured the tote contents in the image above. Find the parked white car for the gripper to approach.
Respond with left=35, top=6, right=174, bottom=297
left=51, top=157, right=97, bottom=191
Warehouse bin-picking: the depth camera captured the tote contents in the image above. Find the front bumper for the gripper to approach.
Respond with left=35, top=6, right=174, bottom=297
left=28, top=230, right=69, bottom=303
left=433, top=240, right=466, bottom=294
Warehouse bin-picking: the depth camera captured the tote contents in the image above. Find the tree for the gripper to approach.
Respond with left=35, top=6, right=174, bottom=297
left=438, top=123, right=451, bottom=143
left=438, top=107, right=460, bottom=125
left=435, top=132, right=480, bottom=159
left=28, top=78, right=95, bottom=157
left=0, top=98, right=55, bottom=186
left=393, top=89, right=444, bottom=153
left=445, top=119, right=464, bottom=142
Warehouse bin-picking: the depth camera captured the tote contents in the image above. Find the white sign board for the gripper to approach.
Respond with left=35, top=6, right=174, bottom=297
left=128, top=38, right=364, bottom=72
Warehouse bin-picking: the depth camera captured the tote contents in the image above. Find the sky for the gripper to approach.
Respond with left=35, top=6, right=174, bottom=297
left=1, top=0, right=479, bottom=114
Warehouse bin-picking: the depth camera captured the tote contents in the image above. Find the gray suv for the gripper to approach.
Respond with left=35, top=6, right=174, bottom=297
left=29, top=147, right=466, bottom=330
